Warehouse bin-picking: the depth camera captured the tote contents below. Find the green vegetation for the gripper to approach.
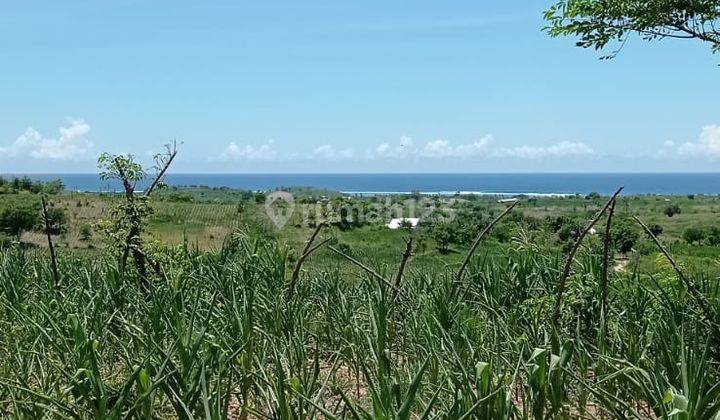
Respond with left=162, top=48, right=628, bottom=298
left=545, top=0, right=720, bottom=57
left=665, top=203, right=682, bottom=217
left=0, top=176, right=64, bottom=195
left=0, top=199, right=39, bottom=240
left=1, top=175, right=720, bottom=418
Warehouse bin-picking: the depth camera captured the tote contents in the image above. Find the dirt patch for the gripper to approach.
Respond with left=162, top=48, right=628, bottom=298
left=613, top=257, right=629, bottom=273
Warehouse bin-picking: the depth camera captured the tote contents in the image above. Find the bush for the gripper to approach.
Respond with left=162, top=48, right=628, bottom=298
left=547, top=215, right=581, bottom=236
left=0, top=176, right=63, bottom=195
left=491, top=223, right=513, bottom=243
left=433, top=223, right=453, bottom=254
left=647, top=223, right=663, bottom=238
left=399, top=219, right=414, bottom=230
left=664, top=204, right=681, bottom=217
left=40, top=206, right=68, bottom=235
left=611, top=218, right=640, bottom=253
left=79, top=224, right=93, bottom=241
left=335, top=241, right=352, bottom=256
left=706, top=227, right=720, bottom=246
left=635, top=239, right=657, bottom=256
left=683, top=227, right=705, bottom=245
left=0, top=202, right=39, bottom=239
left=162, top=192, right=193, bottom=203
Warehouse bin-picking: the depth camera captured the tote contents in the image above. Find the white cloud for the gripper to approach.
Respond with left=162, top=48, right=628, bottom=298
left=456, top=136, right=493, bottom=156
left=0, top=120, right=92, bottom=160
left=676, top=125, right=720, bottom=158
left=366, top=135, right=590, bottom=160
left=370, top=136, right=415, bottom=159
left=212, top=134, right=596, bottom=163
left=312, top=144, right=354, bottom=160
left=420, top=135, right=493, bottom=158
left=218, top=140, right=277, bottom=160
left=369, top=135, right=494, bottom=159
left=492, top=141, right=594, bottom=159
left=421, top=139, right=454, bottom=158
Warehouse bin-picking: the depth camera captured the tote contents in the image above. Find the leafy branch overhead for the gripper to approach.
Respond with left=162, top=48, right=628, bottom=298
left=545, top=0, right=720, bottom=58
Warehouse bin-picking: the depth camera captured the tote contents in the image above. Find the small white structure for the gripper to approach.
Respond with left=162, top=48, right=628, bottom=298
left=589, top=227, right=597, bottom=235
left=387, top=218, right=420, bottom=230
left=498, top=198, right=519, bottom=203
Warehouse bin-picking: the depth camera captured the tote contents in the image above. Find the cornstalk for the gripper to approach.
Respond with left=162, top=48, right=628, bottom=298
left=600, top=197, right=616, bottom=353
left=40, top=196, right=60, bottom=286
left=392, top=238, right=413, bottom=300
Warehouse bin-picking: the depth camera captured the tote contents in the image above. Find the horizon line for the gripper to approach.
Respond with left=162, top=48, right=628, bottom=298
left=4, top=171, right=720, bottom=176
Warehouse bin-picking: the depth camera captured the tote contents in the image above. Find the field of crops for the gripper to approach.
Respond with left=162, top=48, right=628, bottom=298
left=1, top=192, right=719, bottom=418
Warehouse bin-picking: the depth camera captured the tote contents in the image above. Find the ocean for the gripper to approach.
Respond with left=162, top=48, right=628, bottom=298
left=5, top=173, right=720, bottom=196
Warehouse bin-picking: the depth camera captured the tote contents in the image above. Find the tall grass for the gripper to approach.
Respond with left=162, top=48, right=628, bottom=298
left=0, top=226, right=718, bottom=418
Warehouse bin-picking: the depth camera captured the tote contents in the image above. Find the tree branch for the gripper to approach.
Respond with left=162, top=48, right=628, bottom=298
left=633, top=215, right=717, bottom=325
left=145, top=141, right=178, bottom=197
left=288, top=223, right=328, bottom=298
left=553, top=187, right=623, bottom=324
left=392, top=238, right=413, bottom=300
left=328, top=245, right=406, bottom=298
left=455, top=200, right=519, bottom=284
left=40, top=196, right=60, bottom=287
left=600, top=197, right=616, bottom=351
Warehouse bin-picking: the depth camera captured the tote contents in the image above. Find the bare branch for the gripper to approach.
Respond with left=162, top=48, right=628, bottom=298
left=455, top=200, right=519, bottom=284
left=392, top=238, right=414, bottom=300
left=553, top=187, right=623, bottom=324
left=40, top=196, right=60, bottom=287
left=634, top=215, right=717, bottom=324
left=145, top=140, right=179, bottom=197
left=601, top=198, right=616, bottom=320
left=328, top=245, right=406, bottom=298
left=600, top=197, right=616, bottom=351
left=288, top=223, right=328, bottom=298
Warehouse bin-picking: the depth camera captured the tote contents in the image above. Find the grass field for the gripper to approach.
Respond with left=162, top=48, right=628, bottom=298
left=1, top=188, right=719, bottom=418
left=12, top=189, right=720, bottom=272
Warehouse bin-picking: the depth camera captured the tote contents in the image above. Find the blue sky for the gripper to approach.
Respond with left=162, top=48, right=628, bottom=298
left=0, top=0, right=718, bottom=173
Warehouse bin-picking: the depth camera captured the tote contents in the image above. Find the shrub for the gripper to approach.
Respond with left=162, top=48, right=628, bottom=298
left=547, top=215, right=579, bottom=234
left=433, top=223, right=453, bottom=254
left=399, top=219, right=414, bottom=230
left=162, top=192, right=193, bottom=203
left=647, top=223, right=663, bottom=238
left=635, top=239, right=657, bottom=256
left=0, top=201, right=39, bottom=239
left=335, top=241, right=352, bottom=255
left=664, top=204, right=681, bottom=217
left=611, top=218, right=640, bottom=253
left=706, top=227, right=720, bottom=246
left=0, top=177, right=63, bottom=195
left=493, top=225, right=512, bottom=243
left=683, top=227, right=705, bottom=245
left=40, top=206, right=68, bottom=235
left=79, top=224, right=93, bottom=241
